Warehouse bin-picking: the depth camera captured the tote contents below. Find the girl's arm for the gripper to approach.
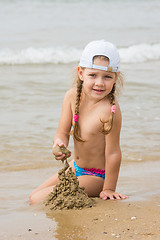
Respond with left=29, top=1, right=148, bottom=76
left=52, top=89, right=73, bottom=160
left=100, top=103, right=128, bottom=200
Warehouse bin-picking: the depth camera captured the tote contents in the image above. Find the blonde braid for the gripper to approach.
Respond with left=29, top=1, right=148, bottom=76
left=108, top=83, right=116, bottom=105
left=101, top=84, right=116, bottom=134
left=73, top=78, right=85, bottom=142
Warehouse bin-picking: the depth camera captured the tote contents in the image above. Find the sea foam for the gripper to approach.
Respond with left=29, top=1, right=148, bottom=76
left=0, top=43, right=160, bottom=65
left=119, top=43, right=160, bottom=63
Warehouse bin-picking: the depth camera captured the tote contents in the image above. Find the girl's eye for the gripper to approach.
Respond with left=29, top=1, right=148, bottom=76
left=105, top=75, right=112, bottom=79
left=89, top=74, right=96, bottom=77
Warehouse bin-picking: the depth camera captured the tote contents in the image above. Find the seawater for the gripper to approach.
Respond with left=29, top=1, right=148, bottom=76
left=0, top=0, right=160, bottom=217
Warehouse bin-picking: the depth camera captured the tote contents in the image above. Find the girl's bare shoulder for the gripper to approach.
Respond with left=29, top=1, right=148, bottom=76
left=63, top=88, right=77, bottom=112
left=65, top=87, right=76, bottom=98
left=64, top=87, right=76, bottom=101
left=100, top=98, right=121, bottom=121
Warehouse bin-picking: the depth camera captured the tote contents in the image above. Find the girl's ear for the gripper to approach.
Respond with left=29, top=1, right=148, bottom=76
left=77, top=66, right=84, bottom=81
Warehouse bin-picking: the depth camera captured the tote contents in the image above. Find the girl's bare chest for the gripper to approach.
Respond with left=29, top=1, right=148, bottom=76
left=78, top=110, right=102, bottom=136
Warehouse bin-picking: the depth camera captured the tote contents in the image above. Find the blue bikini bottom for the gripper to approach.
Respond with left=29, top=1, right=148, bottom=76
left=73, top=161, right=105, bottom=179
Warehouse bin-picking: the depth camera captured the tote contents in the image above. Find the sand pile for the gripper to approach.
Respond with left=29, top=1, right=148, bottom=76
left=44, top=146, right=95, bottom=210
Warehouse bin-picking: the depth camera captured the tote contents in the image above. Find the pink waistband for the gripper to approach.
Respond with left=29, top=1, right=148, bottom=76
left=83, top=167, right=105, bottom=175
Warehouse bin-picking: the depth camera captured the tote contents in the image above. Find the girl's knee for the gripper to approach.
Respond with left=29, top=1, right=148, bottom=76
left=29, top=189, right=38, bottom=204
left=29, top=192, right=36, bottom=205
left=29, top=186, right=54, bottom=205
left=29, top=191, right=44, bottom=205
left=29, top=191, right=40, bottom=205
left=29, top=189, right=44, bottom=205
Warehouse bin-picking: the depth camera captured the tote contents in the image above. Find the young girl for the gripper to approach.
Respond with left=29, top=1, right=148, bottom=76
left=30, top=40, right=128, bottom=204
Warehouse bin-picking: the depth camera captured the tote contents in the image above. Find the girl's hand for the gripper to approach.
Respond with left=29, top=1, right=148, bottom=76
left=100, top=189, right=129, bottom=200
left=52, top=139, right=71, bottom=161
left=52, top=139, right=66, bottom=161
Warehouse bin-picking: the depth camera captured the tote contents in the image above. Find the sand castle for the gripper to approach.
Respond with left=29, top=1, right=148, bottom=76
left=44, top=146, right=95, bottom=210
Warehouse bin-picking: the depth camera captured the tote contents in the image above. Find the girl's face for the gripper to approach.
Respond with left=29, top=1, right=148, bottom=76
left=78, top=57, right=116, bottom=100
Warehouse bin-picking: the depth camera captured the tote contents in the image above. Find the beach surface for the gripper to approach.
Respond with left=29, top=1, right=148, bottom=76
left=0, top=196, right=160, bottom=240
left=0, top=160, right=160, bottom=240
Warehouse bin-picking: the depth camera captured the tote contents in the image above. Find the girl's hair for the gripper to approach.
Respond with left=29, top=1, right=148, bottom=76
left=72, top=55, right=123, bottom=142
left=73, top=77, right=84, bottom=142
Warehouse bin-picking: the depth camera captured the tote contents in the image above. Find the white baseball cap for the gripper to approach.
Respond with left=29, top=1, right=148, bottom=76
left=79, top=40, right=120, bottom=72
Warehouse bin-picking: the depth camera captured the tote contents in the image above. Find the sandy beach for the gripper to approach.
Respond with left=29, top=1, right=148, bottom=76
left=52, top=197, right=160, bottom=240
left=0, top=196, right=160, bottom=240
left=0, top=160, right=160, bottom=240
left=0, top=159, right=159, bottom=240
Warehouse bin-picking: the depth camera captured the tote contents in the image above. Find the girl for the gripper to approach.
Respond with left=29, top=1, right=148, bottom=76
left=30, top=40, right=128, bottom=204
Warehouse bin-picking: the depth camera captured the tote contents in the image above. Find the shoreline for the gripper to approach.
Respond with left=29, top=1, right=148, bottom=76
left=0, top=196, right=160, bottom=240
left=0, top=160, right=160, bottom=240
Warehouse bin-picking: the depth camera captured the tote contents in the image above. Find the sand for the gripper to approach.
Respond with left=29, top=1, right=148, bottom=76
left=1, top=156, right=160, bottom=239
left=46, top=146, right=95, bottom=210
left=44, top=164, right=95, bottom=210
left=52, top=146, right=71, bottom=162
left=45, top=197, right=160, bottom=240
left=1, top=197, right=159, bottom=240
left=42, top=148, right=160, bottom=239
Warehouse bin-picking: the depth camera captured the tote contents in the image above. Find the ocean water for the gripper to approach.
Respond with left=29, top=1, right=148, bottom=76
left=0, top=0, right=160, bottom=227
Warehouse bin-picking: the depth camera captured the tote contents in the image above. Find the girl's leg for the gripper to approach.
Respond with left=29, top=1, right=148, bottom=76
left=29, top=160, right=104, bottom=204
left=29, top=173, right=59, bottom=204
left=29, top=186, right=55, bottom=205
left=70, top=160, right=104, bottom=197
left=29, top=160, right=75, bottom=205
left=78, top=175, right=104, bottom=197
left=30, top=175, right=104, bottom=205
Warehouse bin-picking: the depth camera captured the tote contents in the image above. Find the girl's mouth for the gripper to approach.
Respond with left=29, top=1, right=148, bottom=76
left=93, top=89, right=104, bottom=93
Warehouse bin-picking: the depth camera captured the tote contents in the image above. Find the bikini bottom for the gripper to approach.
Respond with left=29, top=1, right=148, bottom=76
left=73, top=161, right=105, bottom=179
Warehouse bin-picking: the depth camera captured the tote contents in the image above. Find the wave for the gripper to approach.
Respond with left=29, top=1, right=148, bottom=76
left=0, top=43, right=160, bottom=65
left=119, top=43, right=160, bottom=63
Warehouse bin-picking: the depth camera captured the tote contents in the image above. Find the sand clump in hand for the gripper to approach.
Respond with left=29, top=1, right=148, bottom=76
left=52, top=145, right=71, bottom=162
left=44, top=146, right=95, bottom=210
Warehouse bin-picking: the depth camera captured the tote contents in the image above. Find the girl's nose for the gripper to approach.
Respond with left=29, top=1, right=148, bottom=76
left=95, top=77, right=104, bottom=86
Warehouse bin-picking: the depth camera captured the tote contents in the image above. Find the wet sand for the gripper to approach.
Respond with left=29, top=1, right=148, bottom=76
left=44, top=165, right=95, bottom=210
left=0, top=197, right=160, bottom=240
left=51, top=197, right=160, bottom=240
left=0, top=160, right=160, bottom=240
